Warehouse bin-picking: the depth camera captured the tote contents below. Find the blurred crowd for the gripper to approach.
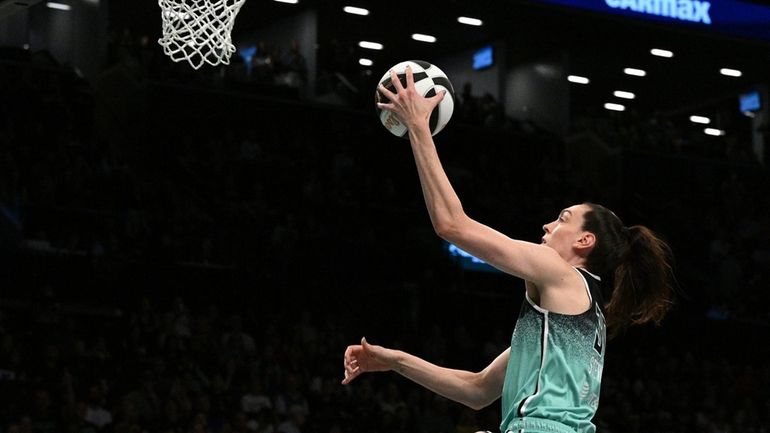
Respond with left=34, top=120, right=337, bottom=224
left=572, top=109, right=763, bottom=166
left=1, top=40, right=770, bottom=433
left=102, top=27, right=539, bottom=134
left=1, top=283, right=769, bottom=433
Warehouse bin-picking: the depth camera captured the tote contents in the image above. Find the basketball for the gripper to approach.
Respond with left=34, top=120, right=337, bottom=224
left=375, top=60, right=455, bottom=138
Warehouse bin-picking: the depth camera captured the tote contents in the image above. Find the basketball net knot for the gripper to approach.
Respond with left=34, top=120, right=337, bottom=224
left=158, top=0, right=245, bottom=70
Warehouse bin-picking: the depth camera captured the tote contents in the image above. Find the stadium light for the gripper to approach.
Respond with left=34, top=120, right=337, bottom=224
left=651, top=48, right=674, bottom=58
left=720, top=68, right=742, bottom=77
left=343, top=6, right=369, bottom=16
left=704, top=128, right=725, bottom=136
left=412, top=33, right=437, bottom=43
left=613, top=90, right=636, bottom=99
left=46, top=2, right=71, bottom=10
left=604, top=103, right=626, bottom=112
left=624, top=68, right=646, bottom=77
left=567, top=75, right=590, bottom=84
left=690, top=115, right=711, bottom=124
left=458, top=16, right=483, bottom=26
left=358, top=41, right=384, bottom=50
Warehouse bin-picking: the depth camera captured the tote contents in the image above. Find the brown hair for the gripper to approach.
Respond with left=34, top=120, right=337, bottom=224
left=582, top=203, right=675, bottom=338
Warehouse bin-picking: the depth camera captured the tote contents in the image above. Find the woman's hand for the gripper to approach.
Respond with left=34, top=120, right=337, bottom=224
left=376, top=65, right=446, bottom=131
left=341, top=337, right=398, bottom=385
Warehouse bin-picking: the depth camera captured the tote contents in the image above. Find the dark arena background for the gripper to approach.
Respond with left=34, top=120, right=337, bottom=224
left=1, top=0, right=770, bottom=432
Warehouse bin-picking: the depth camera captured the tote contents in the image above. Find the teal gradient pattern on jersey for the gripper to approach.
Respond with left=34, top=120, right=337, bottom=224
left=500, top=269, right=606, bottom=433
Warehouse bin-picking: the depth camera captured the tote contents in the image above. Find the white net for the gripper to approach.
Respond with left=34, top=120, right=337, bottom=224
left=158, top=0, right=246, bottom=70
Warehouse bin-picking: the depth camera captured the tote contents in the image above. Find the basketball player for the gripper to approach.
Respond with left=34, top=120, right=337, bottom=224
left=342, top=66, right=676, bottom=433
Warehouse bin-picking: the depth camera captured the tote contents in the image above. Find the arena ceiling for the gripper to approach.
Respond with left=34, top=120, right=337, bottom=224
left=233, top=0, right=770, bottom=116
left=16, top=0, right=770, bottom=118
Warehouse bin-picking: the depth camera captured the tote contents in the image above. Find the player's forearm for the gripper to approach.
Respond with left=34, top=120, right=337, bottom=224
left=408, top=123, right=466, bottom=236
left=391, top=349, right=486, bottom=410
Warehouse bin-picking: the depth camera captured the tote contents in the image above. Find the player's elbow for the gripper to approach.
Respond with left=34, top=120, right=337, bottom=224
left=434, top=215, right=468, bottom=242
left=464, top=394, right=496, bottom=411
left=434, top=221, right=457, bottom=240
left=465, top=400, right=488, bottom=411
left=475, top=395, right=500, bottom=410
left=464, top=402, right=481, bottom=411
left=464, top=373, right=498, bottom=411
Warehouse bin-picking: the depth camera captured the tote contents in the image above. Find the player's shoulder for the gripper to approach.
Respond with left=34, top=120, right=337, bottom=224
left=529, top=269, right=593, bottom=315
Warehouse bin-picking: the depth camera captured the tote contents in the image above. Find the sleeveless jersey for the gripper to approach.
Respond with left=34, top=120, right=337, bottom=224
left=500, top=268, right=607, bottom=433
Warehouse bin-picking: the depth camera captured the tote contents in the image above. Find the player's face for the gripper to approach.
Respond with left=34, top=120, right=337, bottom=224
left=541, top=204, right=591, bottom=258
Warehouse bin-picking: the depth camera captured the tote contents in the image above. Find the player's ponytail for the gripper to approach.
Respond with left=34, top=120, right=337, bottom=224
left=582, top=203, right=676, bottom=339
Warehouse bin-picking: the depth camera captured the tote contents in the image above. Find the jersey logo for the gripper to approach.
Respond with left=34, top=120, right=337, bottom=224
left=593, top=303, right=607, bottom=356
left=593, top=331, right=604, bottom=354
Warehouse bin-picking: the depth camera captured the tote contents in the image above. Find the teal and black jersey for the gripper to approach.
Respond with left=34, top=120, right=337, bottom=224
left=500, top=268, right=607, bottom=433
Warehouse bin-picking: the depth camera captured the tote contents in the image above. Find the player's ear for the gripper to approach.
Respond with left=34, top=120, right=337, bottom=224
left=575, top=232, right=595, bottom=252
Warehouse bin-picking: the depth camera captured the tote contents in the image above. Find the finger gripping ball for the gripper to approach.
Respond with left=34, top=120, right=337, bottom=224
left=375, top=60, right=455, bottom=138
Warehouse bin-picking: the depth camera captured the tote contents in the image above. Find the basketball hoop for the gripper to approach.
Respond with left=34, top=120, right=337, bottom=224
left=157, top=0, right=246, bottom=70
